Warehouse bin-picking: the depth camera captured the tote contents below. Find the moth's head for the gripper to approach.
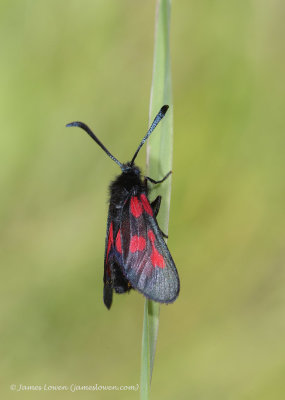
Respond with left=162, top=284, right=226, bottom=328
left=121, top=163, right=140, bottom=176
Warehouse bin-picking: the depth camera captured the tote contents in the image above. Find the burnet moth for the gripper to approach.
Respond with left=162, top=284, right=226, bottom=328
left=66, top=105, right=180, bottom=309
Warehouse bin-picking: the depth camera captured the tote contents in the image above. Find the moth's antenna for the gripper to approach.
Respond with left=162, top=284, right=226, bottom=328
left=66, top=121, right=123, bottom=169
left=130, top=105, right=169, bottom=166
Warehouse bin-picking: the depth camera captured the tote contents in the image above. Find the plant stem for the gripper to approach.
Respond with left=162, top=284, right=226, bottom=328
left=140, top=0, right=173, bottom=398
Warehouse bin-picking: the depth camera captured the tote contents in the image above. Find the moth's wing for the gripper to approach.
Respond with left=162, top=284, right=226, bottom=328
left=103, top=212, right=132, bottom=309
left=119, top=193, right=180, bottom=303
left=103, top=213, right=114, bottom=309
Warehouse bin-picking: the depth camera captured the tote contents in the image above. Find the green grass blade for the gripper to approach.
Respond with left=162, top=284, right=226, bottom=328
left=147, top=299, right=160, bottom=380
left=147, top=0, right=173, bottom=237
left=141, top=300, right=150, bottom=399
left=141, top=0, right=173, bottom=398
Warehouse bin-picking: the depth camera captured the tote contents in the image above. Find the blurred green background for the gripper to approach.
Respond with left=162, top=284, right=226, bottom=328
left=1, top=1, right=285, bottom=399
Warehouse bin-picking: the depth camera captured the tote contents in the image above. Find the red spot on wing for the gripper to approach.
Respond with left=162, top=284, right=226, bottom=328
left=115, top=229, right=122, bottom=254
left=151, top=250, right=165, bottom=269
left=130, top=196, right=143, bottom=218
left=148, top=230, right=165, bottom=269
left=140, top=194, right=153, bottom=216
left=130, top=236, right=146, bottom=253
left=106, top=222, right=113, bottom=261
left=148, top=230, right=155, bottom=242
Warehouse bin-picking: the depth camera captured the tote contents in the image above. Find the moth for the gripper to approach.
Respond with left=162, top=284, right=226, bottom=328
left=67, top=105, right=180, bottom=309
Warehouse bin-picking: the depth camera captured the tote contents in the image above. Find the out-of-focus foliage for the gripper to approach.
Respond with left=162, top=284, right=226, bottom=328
left=0, top=1, right=284, bottom=399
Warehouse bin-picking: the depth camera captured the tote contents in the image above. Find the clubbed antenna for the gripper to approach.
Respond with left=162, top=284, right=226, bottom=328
left=130, top=105, right=169, bottom=166
left=66, top=121, right=123, bottom=169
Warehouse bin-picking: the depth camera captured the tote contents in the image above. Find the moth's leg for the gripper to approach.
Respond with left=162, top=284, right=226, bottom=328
left=160, top=229, right=168, bottom=239
left=145, top=170, right=172, bottom=185
left=144, top=172, right=171, bottom=239
left=150, top=196, right=168, bottom=239
left=151, top=196, right=161, bottom=218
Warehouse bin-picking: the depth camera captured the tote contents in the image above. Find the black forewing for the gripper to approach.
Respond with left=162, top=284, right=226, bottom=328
left=103, top=213, right=114, bottom=309
left=119, top=193, right=180, bottom=303
left=103, top=209, right=131, bottom=309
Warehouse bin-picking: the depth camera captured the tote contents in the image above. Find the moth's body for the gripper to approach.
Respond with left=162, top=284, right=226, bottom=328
left=67, top=105, right=180, bottom=309
left=108, top=165, right=143, bottom=220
